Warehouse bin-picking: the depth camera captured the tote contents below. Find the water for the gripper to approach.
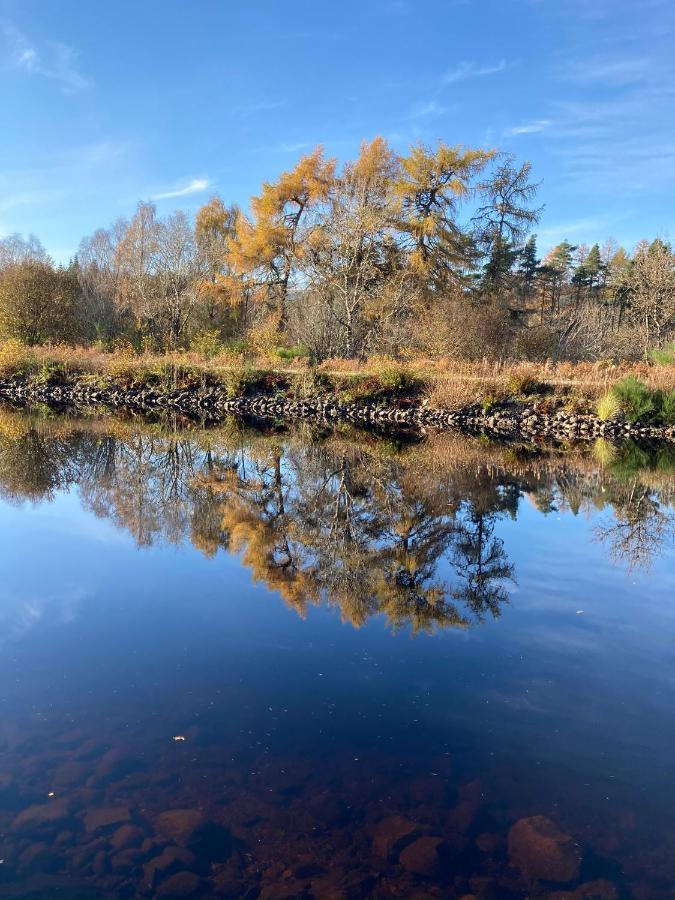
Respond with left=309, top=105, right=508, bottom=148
left=0, top=407, right=674, bottom=899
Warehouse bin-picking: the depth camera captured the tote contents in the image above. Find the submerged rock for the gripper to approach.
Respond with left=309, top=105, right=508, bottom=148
left=372, top=814, right=420, bottom=859
left=155, top=808, right=208, bottom=846
left=84, top=806, right=130, bottom=834
left=547, top=879, right=618, bottom=900
left=12, top=798, right=71, bottom=833
left=399, top=835, right=444, bottom=877
left=508, top=815, right=580, bottom=882
left=156, top=871, right=203, bottom=897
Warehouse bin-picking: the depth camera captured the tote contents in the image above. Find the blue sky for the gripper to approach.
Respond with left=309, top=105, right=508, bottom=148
left=1, top=0, right=673, bottom=262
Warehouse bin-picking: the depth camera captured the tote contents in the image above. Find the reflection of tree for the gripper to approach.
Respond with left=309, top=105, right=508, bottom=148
left=594, top=480, right=675, bottom=572
left=1, top=408, right=673, bottom=626
left=449, top=506, right=515, bottom=619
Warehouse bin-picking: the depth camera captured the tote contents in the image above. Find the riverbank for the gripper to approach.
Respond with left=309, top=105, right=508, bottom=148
left=1, top=371, right=674, bottom=443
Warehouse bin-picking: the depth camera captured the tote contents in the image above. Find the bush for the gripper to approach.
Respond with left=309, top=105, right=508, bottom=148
left=650, top=343, right=675, bottom=366
left=191, top=330, right=224, bottom=360
left=603, top=377, right=675, bottom=425
left=506, top=372, right=539, bottom=396
left=661, top=389, right=675, bottom=425
left=597, top=392, right=621, bottom=421
left=611, top=376, right=658, bottom=423
left=276, top=345, right=308, bottom=360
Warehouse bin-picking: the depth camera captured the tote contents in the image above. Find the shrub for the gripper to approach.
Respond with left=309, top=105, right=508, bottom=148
left=506, top=372, right=539, bottom=396
left=650, top=343, right=675, bottom=366
left=661, top=388, right=675, bottom=425
left=0, top=338, right=33, bottom=376
left=276, top=345, right=308, bottom=360
left=191, top=330, right=224, bottom=360
left=611, top=376, right=657, bottom=423
left=597, top=392, right=621, bottom=421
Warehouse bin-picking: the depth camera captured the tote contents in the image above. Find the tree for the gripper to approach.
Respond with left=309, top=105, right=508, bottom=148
left=0, top=260, right=81, bottom=344
left=227, top=147, right=336, bottom=331
left=194, top=197, right=241, bottom=336
left=474, top=157, right=542, bottom=294
left=301, top=137, right=405, bottom=358
left=627, top=239, right=675, bottom=353
left=396, top=141, right=494, bottom=289
left=77, top=219, right=129, bottom=341
left=0, top=233, right=50, bottom=269
left=518, top=234, right=539, bottom=299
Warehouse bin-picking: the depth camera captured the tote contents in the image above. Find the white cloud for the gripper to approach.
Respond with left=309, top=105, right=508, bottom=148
left=559, top=57, right=651, bottom=87
left=1, top=24, right=89, bottom=91
left=410, top=100, right=448, bottom=119
left=443, top=59, right=507, bottom=84
left=273, top=141, right=312, bottom=153
left=153, top=178, right=211, bottom=201
left=504, top=119, right=552, bottom=137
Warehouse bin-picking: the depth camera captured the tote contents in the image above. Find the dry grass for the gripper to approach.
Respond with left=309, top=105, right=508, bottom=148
left=0, top=340, right=673, bottom=407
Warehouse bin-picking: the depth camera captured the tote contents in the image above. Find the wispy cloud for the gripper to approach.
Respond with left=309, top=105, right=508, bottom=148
left=504, top=119, right=552, bottom=137
left=273, top=141, right=312, bottom=153
left=153, top=178, right=211, bottom=201
left=443, top=59, right=507, bottom=84
left=409, top=100, right=448, bottom=119
left=233, top=98, right=287, bottom=117
left=1, top=24, right=89, bottom=91
left=537, top=216, right=617, bottom=249
left=558, top=57, right=651, bottom=87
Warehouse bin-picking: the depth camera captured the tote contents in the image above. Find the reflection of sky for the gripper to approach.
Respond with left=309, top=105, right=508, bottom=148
left=1, top=479, right=674, bottom=821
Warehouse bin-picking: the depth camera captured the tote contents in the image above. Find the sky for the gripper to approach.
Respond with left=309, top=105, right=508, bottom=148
left=1, top=0, right=674, bottom=263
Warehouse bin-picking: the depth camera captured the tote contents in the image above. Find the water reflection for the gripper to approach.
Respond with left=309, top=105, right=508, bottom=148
left=1, top=406, right=675, bottom=899
left=1, top=406, right=673, bottom=632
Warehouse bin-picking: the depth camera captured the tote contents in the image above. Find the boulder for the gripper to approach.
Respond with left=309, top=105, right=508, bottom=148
left=12, top=799, right=71, bottom=833
left=508, top=815, right=580, bottom=882
left=155, top=808, right=208, bottom=847
left=84, top=806, right=131, bottom=834
left=372, top=815, right=420, bottom=859
left=399, top=836, right=444, bottom=878
left=156, top=871, right=203, bottom=897
left=548, top=879, right=618, bottom=900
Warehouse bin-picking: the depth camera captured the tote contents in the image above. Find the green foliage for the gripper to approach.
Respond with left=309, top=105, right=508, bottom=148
left=604, top=377, right=675, bottom=425
left=506, top=372, right=539, bottom=395
left=191, top=329, right=224, bottom=360
left=275, top=345, right=308, bottom=360
left=597, top=392, right=621, bottom=421
left=650, top=343, right=675, bottom=366
left=611, top=376, right=658, bottom=423
left=661, top=389, right=675, bottom=425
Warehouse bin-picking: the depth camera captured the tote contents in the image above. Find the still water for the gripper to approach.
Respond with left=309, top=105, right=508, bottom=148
left=0, top=407, right=674, bottom=899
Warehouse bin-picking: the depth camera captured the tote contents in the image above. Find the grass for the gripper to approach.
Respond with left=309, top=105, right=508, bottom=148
left=0, top=339, right=673, bottom=417
left=597, top=375, right=675, bottom=426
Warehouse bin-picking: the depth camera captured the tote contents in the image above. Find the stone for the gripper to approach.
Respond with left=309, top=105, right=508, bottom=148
left=155, top=808, right=208, bottom=847
left=110, top=848, right=144, bottom=874
left=508, top=815, right=581, bottom=882
left=110, top=823, right=145, bottom=851
left=95, top=748, right=143, bottom=782
left=144, top=846, right=197, bottom=889
left=399, top=836, right=444, bottom=878
left=84, top=806, right=131, bottom=833
left=18, top=842, right=57, bottom=871
left=156, top=871, right=203, bottom=897
left=548, top=880, right=618, bottom=900
left=446, top=779, right=484, bottom=833
left=12, top=799, right=71, bottom=833
left=372, top=814, right=420, bottom=859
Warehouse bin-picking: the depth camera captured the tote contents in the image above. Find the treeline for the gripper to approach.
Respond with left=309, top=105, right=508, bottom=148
left=1, top=138, right=674, bottom=361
